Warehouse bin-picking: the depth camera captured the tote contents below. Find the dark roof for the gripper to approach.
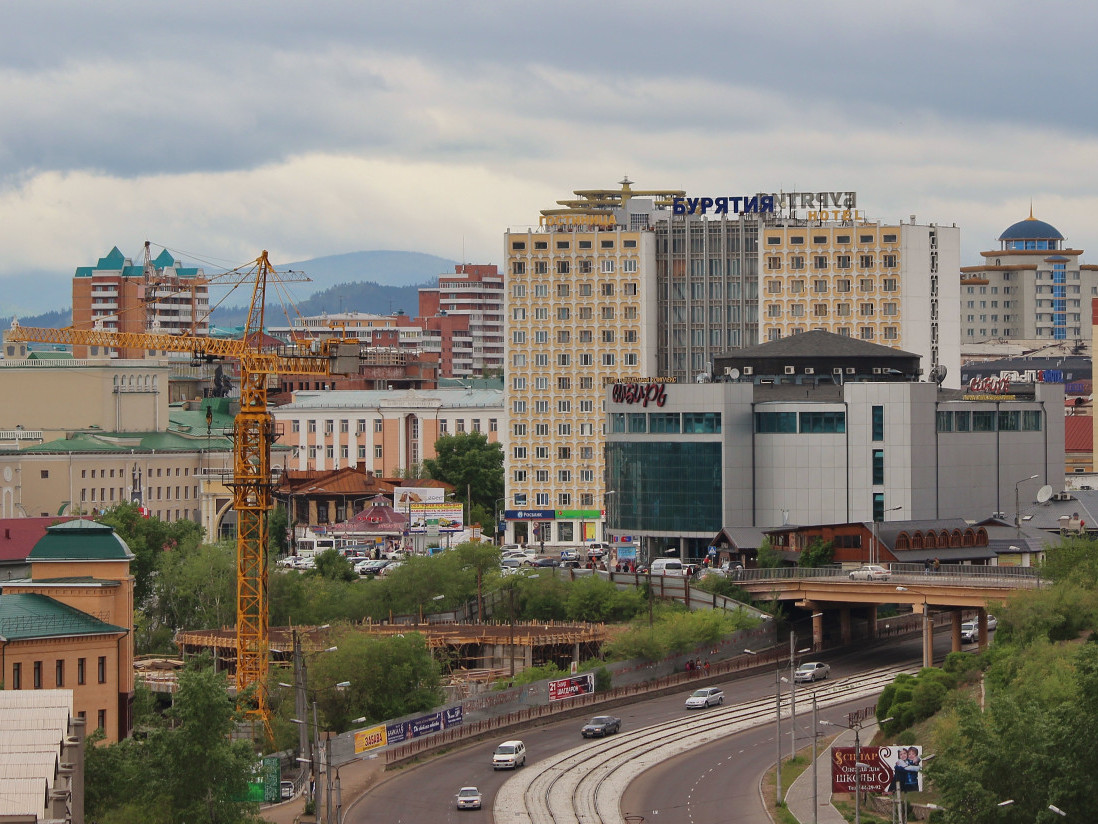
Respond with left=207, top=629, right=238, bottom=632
left=999, top=217, right=1063, bottom=241
left=27, top=519, right=134, bottom=562
left=0, top=592, right=127, bottom=640
left=721, top=329, right=918, bottom=361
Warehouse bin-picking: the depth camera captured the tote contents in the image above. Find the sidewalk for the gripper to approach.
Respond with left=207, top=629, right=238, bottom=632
left=784, top=725, right=876, bottom=824
left=261, top=755, right=387, bottom=824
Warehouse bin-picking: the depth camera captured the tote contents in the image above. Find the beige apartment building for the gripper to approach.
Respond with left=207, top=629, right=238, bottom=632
left=757, top=219, right=961, bottom=387
left=503, top=198, right=658, bottom=545
left=0, top=354, right=235, bottom=534
left=272, top=386, right=503, bottom=475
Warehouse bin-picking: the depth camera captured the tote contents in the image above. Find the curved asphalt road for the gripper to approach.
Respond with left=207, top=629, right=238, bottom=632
left=347, top=635, right=926, bottom=824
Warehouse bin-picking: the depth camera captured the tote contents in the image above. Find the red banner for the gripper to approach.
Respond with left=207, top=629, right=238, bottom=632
left=548, top=673, right=594, bottom=701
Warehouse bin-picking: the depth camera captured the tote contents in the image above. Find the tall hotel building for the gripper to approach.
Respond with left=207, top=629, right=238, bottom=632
left=503, top=180, right=960, bottom=545
left=758, top=218, right=960, bottom=385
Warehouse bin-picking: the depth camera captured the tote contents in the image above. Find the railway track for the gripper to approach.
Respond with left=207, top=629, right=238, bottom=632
left=493, top=664, right=916, bottom=824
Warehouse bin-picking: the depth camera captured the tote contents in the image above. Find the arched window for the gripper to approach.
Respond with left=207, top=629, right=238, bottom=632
left=962, top=529, right=976, bottom=547
left=974, top=527, right=989, bottom=546
left=938, top=530, right=950, bottom=547
left=950, top=529, right=964, bottom=546
left=895, top=533, right=910, bottom=551
left=911, top=531, right=924, bottom=549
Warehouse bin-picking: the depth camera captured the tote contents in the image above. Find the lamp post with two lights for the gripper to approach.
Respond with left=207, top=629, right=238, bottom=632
left=896, top=586, right=934, bottom=668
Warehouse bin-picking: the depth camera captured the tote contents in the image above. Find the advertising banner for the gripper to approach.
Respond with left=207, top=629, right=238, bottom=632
left=616, top=545, right=637, bottom=560
left=548, top=672, right=595, bottom=701
left=354, top=725, right=388, bottom=754
left=395, top=487, right=446, bottom=508
left=830, top=745, right=924, bottom=793
left=384, top=706, right=465, bottom=746
left=409, top=502, right=465, bottom=534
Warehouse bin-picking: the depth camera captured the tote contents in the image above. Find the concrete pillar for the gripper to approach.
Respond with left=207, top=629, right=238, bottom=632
left=978, top=608, right=989, bottom=650
left=812, top=610, right=825, bottom=651
left=921, top=603, right=933, bottom=668
left=867, top=604, right=878, bottom=640
left=840, top=608, right=852, bottom=645
left=951, top=611, right=963, bottom=652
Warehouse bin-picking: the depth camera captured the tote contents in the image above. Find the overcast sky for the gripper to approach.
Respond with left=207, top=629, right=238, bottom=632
left=2, top=1, right=1097, bottom=313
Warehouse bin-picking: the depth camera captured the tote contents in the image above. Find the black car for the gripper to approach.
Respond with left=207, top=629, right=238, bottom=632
left=532, top=556, right=561, bottom=567
left=581, top=715, right=622, bottom=738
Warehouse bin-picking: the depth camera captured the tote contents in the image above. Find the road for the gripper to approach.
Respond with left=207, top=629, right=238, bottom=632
left=345, top=634, right=928, bottom=824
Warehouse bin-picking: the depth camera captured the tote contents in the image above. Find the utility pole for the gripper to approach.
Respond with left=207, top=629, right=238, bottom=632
left=292, top=631, right=310, bottom=801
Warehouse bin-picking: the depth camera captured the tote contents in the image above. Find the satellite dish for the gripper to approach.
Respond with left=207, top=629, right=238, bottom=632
left=929, top=364, right=948, bottom=386
left=1036, top=485, right=1054, bottom=504
left=729, top=368, right=741, bottom=381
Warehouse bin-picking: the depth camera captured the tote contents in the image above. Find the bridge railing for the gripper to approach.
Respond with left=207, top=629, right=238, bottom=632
left=738, top=563, right=1042, bottom=586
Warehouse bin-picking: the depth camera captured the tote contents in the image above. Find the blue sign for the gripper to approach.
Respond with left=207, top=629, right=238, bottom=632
left=504, top=509, right=556, bottom=521
left=386, top=707, right=463, bottom=745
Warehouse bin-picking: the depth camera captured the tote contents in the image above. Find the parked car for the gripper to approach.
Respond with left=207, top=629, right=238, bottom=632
left=986, top=614, right=998, bottom=630
left=531, top=556, right=561, bottom=568
left=848, top=564, right=891, bottom=581
left=492, top=740, right=526, bottom=769
left=794, top=662, right=831, bottom=682
left=580, top=715, right=622, bottom=738
left=960, top=621, right=978, bottom=643
left=501, top=557, right=524, bottom=570
left=280, top=780, right=295, bottom=800
left=455, top=786, right=482, bottom=810
left=560, top=548, right=580, bottom=562
left=354, top=559, right=389, bottom=576
left=685, top=687, right=724, bottom=709
left=377, top=561, right=403, bottom=577
left=651, top=559, right=685, bottom=576
left=585, top=542, right=611, bottom=559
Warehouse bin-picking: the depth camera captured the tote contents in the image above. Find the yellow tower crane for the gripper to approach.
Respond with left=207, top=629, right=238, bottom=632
left=7, top=251, right=361, bottom=728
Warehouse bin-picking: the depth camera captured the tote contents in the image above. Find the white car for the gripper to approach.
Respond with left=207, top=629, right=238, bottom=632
left=961, top=615, right=997, bottom=643
left=794, top=662, right=831, bottom=682
left=685, top=687, right=724, bottom=709
left=455, top=786, right=482, bottom=810
left=848, top=564, right=891, bottom=581
left=492, top=740, right=526, bottom=769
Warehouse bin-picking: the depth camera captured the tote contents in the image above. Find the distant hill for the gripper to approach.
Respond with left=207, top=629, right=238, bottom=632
left=0, top=308, right=71, bottom=330
left=210, top=250, right=457, bottom=328
left=0, top=251, right=463, bottom=333
left=273, top=250, right=458, bottom=292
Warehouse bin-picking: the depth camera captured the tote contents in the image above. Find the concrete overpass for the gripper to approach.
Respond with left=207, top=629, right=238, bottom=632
left=737, top=564, right=1041, bottom=666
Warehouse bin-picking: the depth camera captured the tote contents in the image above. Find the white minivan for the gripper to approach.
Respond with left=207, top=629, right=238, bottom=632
left=651, top=558, right=685, bottom=576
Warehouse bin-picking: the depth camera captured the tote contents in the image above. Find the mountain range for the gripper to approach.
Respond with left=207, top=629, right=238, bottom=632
left=0, top=250, right=462, bottom=331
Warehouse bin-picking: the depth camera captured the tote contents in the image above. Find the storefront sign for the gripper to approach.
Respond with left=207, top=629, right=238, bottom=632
left=612, top=382, right=668, bottom=407
left=673, top=195, right=775, bottom=215
left=968, top=376, right=1012, bottom=394
left=556, top=509, right=601, bottom=519
left=504, top=509, right=556, bottom=521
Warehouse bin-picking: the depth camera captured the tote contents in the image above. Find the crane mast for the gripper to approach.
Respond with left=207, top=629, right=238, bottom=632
left=8, top=251, right=361, bottom=730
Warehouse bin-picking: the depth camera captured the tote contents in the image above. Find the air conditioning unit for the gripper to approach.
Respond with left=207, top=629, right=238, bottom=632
left=784, top=366, right=796, bottom=375
left=873, top=367, right=883, bottom=375
left=804, top=367, right=815, bottom=375
left=742, top=366, right=754, bottom=376
left=832, top=367, right=843, bottom=374
left=846, top=368, right=855, bottom=374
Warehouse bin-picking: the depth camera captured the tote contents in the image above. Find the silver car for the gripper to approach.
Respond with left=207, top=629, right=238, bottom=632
left=848, top=564, right=891, bottom=581
left=794, top=662, right=830, bottom=682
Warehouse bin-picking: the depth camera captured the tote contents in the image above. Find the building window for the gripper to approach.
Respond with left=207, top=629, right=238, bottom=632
left=11, top=662, right=20, bottom=690
left=872, top=449, right=884, bottom=485
left=374, top=445, right=383, bottom=459
left=872, top=493, right=885, bottom=522
left=291, top=420, right=300, bottom=433
left=836, top=255, right=851, bottom=269
left=78, top=658, right=86, bottom=685
left=33, top=661, right=42, bottom=689
left=98, top=709, right=106, bottom=732
left=55, top=659, right=64, bottom=687
left=859, top=255, right=875, bottom=269
left=872, top=406, right=884, bottom=441
left=1023, top=410, right=1042, bottom=431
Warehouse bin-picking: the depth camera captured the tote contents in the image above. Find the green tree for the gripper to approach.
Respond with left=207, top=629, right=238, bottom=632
left=422, top=431, right=503, bottom=516
left=312, top=548, right=356, bottom=581
left=309, top=627, right=443, bottom=728
left=755, top=537, right=782, bottom=568
left=150, top=539, right=236, bottom=639
left=268, top=503, right=289, bottom=556
left=799, top=537, right=834, bottom=568
left=97, top=503, right=203, bottom=607
left=84, top=656, right=260, bottom=824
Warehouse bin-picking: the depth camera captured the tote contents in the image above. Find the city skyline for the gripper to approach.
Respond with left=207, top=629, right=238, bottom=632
left=2, top=2, right=1097, bottom=314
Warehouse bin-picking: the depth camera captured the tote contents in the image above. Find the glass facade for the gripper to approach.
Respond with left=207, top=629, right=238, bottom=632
left=606, top=441, right=723, bottom=533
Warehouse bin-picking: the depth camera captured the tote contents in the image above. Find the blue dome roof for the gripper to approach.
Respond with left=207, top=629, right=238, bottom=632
left=999, top=217, right=1063, bottom=241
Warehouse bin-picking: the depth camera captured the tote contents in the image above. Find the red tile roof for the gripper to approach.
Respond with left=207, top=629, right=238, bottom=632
left=0, top=517, right=77, bottom=564
left=1065, top=416, right=1093, bottom=453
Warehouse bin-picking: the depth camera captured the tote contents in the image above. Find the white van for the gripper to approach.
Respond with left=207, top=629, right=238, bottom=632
left=651, top=558, right=685, bottom=576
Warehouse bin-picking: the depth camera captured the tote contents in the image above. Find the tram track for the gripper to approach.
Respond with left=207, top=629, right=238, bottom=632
left=494, top=663, right=915, bottom=824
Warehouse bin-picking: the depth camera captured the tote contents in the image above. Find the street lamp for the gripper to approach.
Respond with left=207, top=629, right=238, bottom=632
left=871, top=505, right=902, bottom=565
left=745, top=648, right=784, bottom=806
left=1049, top=804, right=1068, bottom=817
left=1014, top=473, right=1039, bottom=529
left=896, top=586, right=934, bottom=668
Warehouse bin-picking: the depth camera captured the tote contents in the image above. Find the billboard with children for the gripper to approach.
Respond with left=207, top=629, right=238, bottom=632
left=830, top=745, right=924, bottom=793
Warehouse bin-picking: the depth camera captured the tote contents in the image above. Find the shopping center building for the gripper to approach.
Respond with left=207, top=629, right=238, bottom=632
left=604, top=332, right=1063, bottom=563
